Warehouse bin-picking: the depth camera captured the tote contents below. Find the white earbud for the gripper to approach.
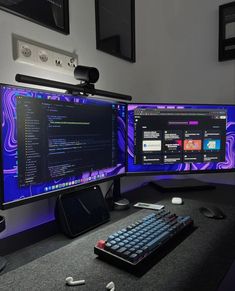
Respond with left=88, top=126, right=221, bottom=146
left=65, top=277, right=85, bottom=286
left=106, top=281, right=115, bottom=291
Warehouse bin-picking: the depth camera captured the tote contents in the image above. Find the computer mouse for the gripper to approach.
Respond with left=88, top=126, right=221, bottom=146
left=199, top=206, right=225, bottom=219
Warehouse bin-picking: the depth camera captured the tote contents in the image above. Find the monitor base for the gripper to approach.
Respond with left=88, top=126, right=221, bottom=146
left=150, top=178, right=216, bottom=192
left=0, top=256, right=7, bottom=273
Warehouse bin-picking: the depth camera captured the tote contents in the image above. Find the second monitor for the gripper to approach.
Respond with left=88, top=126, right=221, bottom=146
left=127, top=103, right=235, bottom=175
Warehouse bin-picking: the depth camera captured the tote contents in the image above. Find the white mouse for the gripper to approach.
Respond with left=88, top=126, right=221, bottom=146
left=171, top=197, right=183, bottom=205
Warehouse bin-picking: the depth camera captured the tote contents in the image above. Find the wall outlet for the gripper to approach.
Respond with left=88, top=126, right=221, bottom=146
left=13, top=36, right=78, bottom=75
left=38, top=50, right=49, bottom=63
left=21, top=45, right=32, bottom=58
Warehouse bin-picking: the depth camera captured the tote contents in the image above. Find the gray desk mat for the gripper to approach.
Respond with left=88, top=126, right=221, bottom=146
left=1, top=198, right=235, bottom=291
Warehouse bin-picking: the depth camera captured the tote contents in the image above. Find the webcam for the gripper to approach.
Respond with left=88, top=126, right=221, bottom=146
left=74, top=65, right=99, bottom=84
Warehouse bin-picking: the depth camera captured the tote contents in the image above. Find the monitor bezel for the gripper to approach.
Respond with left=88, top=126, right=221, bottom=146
left=126, top=102, right=235, bottom=176
left=0, top=83, right=127, bottom=210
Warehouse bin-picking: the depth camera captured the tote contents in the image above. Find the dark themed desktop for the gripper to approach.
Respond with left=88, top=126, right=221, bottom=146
left=127, top=104, right=235, bottom=174
left=0, top=85, right=126, bottom=205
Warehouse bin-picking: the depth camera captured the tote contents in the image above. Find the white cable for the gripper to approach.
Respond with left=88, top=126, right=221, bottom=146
left=106, top=281, right=115, bottom=291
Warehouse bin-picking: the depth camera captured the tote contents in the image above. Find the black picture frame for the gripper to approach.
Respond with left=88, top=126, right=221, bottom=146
left=95, top=0, right=136, bottom=63
left=0, top=0, right=69, bottom=35
left=219, top=1, right=235, bottom=61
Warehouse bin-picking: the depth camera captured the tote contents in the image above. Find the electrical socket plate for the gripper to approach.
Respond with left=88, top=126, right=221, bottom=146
left=13, top=36, right=78, bottom=75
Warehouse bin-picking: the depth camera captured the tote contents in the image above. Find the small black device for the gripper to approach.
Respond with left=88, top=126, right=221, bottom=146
left=55, top=186, right=110, bottom=238
left=74, top=65, right=100, bottom=84
left=94, top=210, right=193, bottom=272
left=199, top=206, right=225, bottom=219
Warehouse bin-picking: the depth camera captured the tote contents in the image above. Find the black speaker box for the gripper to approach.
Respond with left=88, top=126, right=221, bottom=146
left=55, top=185, right=110, bottom=238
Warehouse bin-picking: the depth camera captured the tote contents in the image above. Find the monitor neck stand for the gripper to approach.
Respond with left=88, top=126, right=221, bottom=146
left=150, top=178, right=216, bottom=192
left=112, top=178, right=130, bottom=210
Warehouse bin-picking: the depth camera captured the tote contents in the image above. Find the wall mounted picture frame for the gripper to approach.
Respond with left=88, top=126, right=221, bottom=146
left=219, top=1, right=235, bottom=61
left=0, top=0, right=69, bottom=35
left=95, top=0, right=136, bottom=63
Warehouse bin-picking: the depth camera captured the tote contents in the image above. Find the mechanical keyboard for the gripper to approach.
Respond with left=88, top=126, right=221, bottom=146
left=94, top=210, right=193, bottom=271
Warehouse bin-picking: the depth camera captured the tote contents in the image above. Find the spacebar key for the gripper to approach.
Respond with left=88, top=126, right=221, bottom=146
left=147, top=231, right=170, bottom=251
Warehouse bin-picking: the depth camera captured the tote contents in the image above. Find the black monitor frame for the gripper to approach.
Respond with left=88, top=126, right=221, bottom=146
left=0, top=0, right=70, bottom=35
left=219, top=2, right=235, bottom=61
left=0, top=83, right=127, bottom=210
left=125, top=102, right=235, bottom=177
left=0, top=173, right=126, bottom=210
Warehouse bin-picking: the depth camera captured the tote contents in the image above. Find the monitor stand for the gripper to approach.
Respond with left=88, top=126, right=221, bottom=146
left=112, top=178, right=130, bottom=210
left=0, top=256, right=6, bottom=272
left=150, top=178, right=216, bottom=192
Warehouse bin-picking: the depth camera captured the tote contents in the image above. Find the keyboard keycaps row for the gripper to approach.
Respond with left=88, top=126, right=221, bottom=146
left=95, top=210, right=193, bottom=265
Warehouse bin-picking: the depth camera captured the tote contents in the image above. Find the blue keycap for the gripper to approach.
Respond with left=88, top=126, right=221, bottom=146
left=147, top=231, right=170, bottom=251
left=129, top=253, right=138, bottom=263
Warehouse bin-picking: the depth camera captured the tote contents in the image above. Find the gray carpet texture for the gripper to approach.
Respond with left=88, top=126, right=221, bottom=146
left=1, top=196, right=235, bottom=291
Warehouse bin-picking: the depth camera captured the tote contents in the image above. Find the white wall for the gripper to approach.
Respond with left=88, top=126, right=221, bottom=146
left=0, top=0, right=235, bottom=239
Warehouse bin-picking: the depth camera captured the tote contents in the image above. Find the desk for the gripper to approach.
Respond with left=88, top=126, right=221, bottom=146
left=1, top=183, right=235, bottom=291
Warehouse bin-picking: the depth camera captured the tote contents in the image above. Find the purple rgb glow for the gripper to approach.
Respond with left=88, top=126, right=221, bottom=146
left=1, top=85, right=126, bottom=206
left=127, top=104, right=235, bottom=173
left=189, top=121, right=199, bottom=125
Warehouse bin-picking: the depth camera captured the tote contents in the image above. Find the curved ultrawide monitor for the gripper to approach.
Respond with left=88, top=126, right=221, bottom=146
left=127, top=103, right=235, bottom=174
left=0, top=84, right=126, bottom=209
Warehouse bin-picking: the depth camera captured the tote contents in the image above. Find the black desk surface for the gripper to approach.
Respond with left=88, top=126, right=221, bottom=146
left=1, top=183, right=235, bottom=291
